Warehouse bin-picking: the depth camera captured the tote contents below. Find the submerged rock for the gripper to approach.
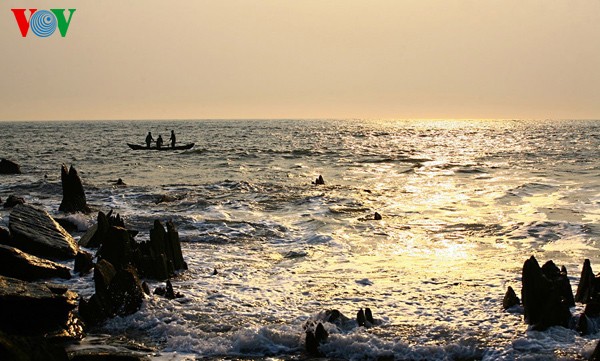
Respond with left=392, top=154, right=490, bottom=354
left=575, top=259, right=595, bottom=304
left=374, top=212, right=382, bottom=220
left=153, top=280, right=183, bottom=299
left=7, top=204, right=78, bottom=260
left=0, top=245, right=71, bottom=281
left=0, top=275, right=81, bottom=338
left=0, top=158, right=22, bottom=174
left=58, top=165, right=91, bottom=214
left=137, top=220, right=187, bottom=280
left=312, top=175, right=325, bottom=185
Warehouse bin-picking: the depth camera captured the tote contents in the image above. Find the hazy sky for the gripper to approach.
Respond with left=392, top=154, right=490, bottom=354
left=1, top=0, right=599, bottom=121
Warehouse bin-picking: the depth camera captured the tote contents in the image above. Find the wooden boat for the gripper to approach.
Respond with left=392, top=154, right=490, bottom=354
left=127, top=143, right=195, bottom=151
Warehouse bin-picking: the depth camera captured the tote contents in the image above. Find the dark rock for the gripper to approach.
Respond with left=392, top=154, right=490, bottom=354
left=58, top=165, right=91, bottom=214
left=74, top=251, right=94, bottom=276
left=54, top=217, right=79, bottom=233
left=357, top=308, right=366, bottom=327
left=312, top=175, right=325, bottom=185
left=7, top=204, right=78, bottom=260
left=97, top=226, right=134, bottom=270
left=326, top=309, right=342, bottom=323
left=576, top=313, right=590, bottom=335
left=79, top=211, right=135, bottom=249
left=115, top=178, right=126, bottom=186
left=365, top=307, right=374, bottom=324
left=0, top=228, right=10, bottom=244
left=153, top=285, right=166, bottom=297
left=521, top=256, right=571, bottom=330
left=0, top=245, right=71, bottom=281
left=137, top=220, right=187, bottom=280
left=0, top=158, right=22, bottom=174
left=374, top=212, right=382, bottom=220
left=591, top=339, right=600, bottom=361
left=503, top=286, right=520, bottom=309
left=0, top=275, right=81, bottom=338
left=4, top=195, right=25, bottom=208
left=314, top=322, right=328, bottom=343
left=0, top=331, right=68, bottom=361
left=575, top=259, right=595, bottom=304
left=141, top=282, right=150, bottom=295
left=305, top=330, right=319, bottom=356
left=585, top=300, right=600, bottom=318
left=154, top=280, right=183, bottom=299
left=541, top=261, right=575, bottom=307
left=212, top=268, right=218, bottom=275
left=165, top=280, right=176, bottom=299
left=80, top=261, right=144, bottom=326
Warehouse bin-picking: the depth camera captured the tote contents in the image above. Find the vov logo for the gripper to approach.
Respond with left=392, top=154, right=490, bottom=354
left=11, top=9, right=76, bottom=38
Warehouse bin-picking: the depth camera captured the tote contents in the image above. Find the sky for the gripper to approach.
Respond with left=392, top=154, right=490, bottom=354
left=1, top=0, right=599, bottom=121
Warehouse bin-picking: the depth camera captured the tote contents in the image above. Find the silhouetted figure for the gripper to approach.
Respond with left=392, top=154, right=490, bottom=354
left=169, top=130, right=176, bottom=148
left=145, top=132, right=154, bottom=148
left=156, top=135, right=164, bottom=149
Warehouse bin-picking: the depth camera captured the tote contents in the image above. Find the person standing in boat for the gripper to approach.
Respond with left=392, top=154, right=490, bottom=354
left=145, top=132, right=154, bottom=148
left=156, top=135, right=164, bottom=149
left=169, top=130, right=176, bottom=148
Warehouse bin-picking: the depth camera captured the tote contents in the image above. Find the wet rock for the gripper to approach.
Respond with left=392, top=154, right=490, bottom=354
left=154, top=280, right=182, bottom=299
left=0, top=275, right=81, bottom=338
left=374, top=212, right=382, bottom=220
left=326, top=309, right=342, bottom=323
left=312, top=175, right=325, bottom=185
left=137, top=220, right=187, bottom=280
left=97, top=226, right=134, bottom=270
left=305, top=322, right=327, bottom=356
left=503, top=286, right=520, bottom=309
left=365, top=307, right=374, bottom=324
left=541, top=260, right=575, bottom=307
left=591, top=339, right=600, bottom=361
left=54, top=217, right=79, bottom=233
left=0, top=331, right=69, bottom=361
left=80, top=261, right=144, bottom=326
left=521, top=256, right=571, bottom=330
left=0, top=158, right=22, bottom=174
left=0, top=227, right=10, bottom=244
left=3, top=195, right=25, bottom=209
left=58, top=165, right=91, bottom=214
left=576, top=313, right=590, bottom=335
left=7, top=204, right=78, bottom=260
left=73, top=251, right=94, bottom=276
left=357, top=308, right=366, bottom=327
left=0, top=245, right=71, bottom=281
left=115, top=178, right=126, bottom=186
left=79, top=211, right=135, bottom=249
left=575, top=259, right=595, bottom=304
left=141, top=282, right=150, bottom=295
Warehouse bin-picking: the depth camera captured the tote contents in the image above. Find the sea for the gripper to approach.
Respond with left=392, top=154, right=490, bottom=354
left=0, top=119, right=599, bottom=360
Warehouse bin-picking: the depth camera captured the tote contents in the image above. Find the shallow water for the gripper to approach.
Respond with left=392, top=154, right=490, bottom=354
left=0, top=119, right=599, bottom=360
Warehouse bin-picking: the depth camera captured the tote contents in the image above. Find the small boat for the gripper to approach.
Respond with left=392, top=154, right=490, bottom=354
left=127, top=143, right=195, bottom=151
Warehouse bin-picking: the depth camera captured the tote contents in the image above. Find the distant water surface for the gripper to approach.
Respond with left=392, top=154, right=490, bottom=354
left=0, top=119, right=599, bottom=360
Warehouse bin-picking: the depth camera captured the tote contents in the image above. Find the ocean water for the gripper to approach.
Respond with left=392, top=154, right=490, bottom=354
left=0, top=119, right=599, bottom=360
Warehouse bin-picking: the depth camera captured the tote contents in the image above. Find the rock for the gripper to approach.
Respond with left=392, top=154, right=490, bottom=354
left=73, top=251, right=94, bottom=276
left=0, top=245, right=71, bottom=281
left=575, top=259, right=595, bottom=304
left=0, top=158, right=22, bottom=174
left=365, top=307, right=374, bottom=324
left=0, top=275, right=81, bottom=339
left=541, top=260, right=575, bottom=307
left=374, top=212, right=382, bottom=220
left=69, top=347, right=150, bottom=361
left=0, top=331, right=69, bottom=361
left=503, top=286, right=520, bottom=309
left=357, top=308, right=366, bottom=327
left=312, top=175, right=325, bottom=185
left=4, top=195, right=25, bottom=209
left=115, top=178, right=126, bottom=186
left=141, top=282, right=150, bottom=295
left=54, top=218, right=79, bottom=233
left=7, top=204, right=78, bottom=260
left=305, top=322, right=327, bottom=356
left=79, top=211, right=135, bottom=249
left=58, top=165, right=91, bottom=214
left=521, top=256, right=571, bottom=330
left=137, top=220, right=187, bottom=280
left=591, top=339, right=600, bottom=361
left=154, top=280, right=182, bottom=299
left=80, top=262, right=144, bottom=326
left=97, top=226, right=134, bottom=270
left=576, top=313, right=590, bottom=335
left=0, top=228, right=10, bottom=245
